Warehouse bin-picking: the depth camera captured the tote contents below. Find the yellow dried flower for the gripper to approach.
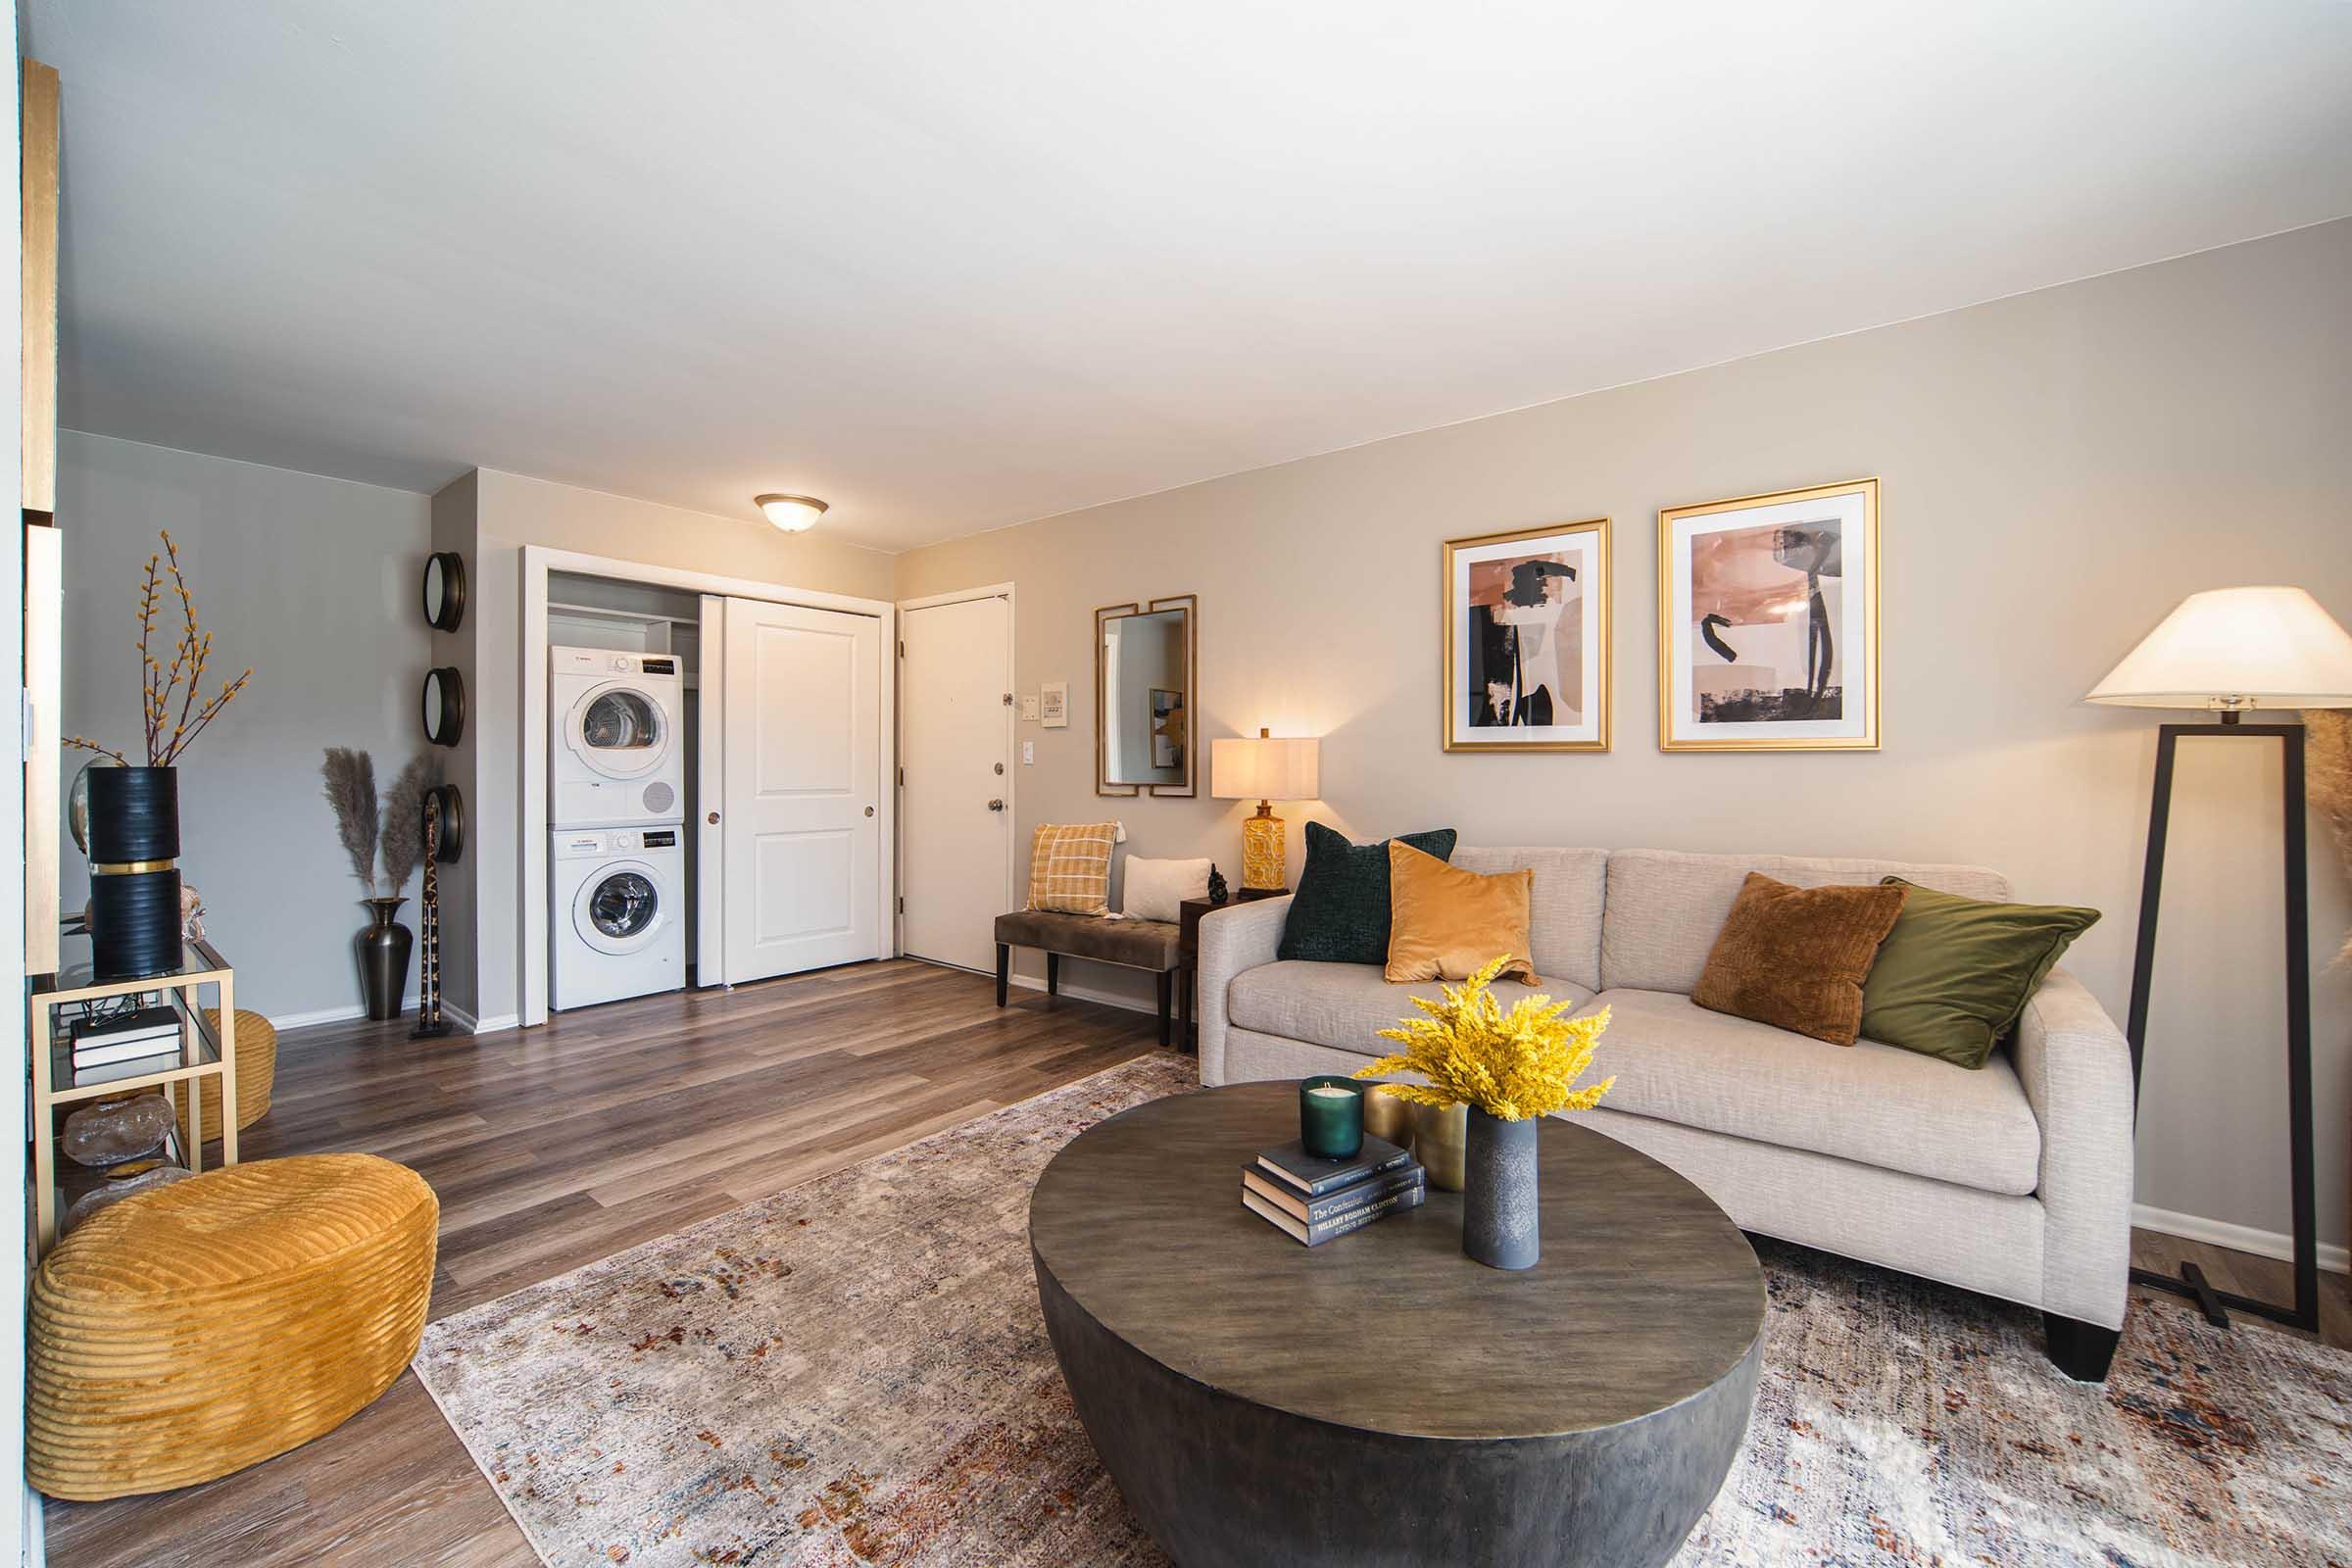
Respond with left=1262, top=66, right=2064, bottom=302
left=1353, top=954, right=1614, bottom=1122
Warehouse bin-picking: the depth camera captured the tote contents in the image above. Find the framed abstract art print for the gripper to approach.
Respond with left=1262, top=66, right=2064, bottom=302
left=1657, top=477, right=1879, bottom=752
left=1443, top=517, right=1609, bottom=752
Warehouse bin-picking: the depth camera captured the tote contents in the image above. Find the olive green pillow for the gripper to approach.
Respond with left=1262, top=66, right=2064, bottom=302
left=1859, top=878, right=2100, bottom=1069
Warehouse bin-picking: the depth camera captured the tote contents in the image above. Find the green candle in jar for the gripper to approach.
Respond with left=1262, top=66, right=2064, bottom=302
left=1298, top=1076, right=1364, bottom=1159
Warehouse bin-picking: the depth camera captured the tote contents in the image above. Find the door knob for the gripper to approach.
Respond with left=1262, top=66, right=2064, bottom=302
left=707, top=810, right=719, bottom=825
left=988, top=799, right=1005, bottom=811
left=864, top=806, right=876, bottom=817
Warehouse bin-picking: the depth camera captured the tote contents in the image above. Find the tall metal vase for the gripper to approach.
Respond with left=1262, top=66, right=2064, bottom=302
left=358, top=897, right=413, bottom=1021
left=1462, top=1108, right=1541, bottom=1270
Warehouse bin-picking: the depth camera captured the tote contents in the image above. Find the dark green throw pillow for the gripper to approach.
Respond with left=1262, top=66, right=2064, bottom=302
left=1859, top=877, right=2100, bottom=1069
left=1277, top=822, right=1458, bottom=965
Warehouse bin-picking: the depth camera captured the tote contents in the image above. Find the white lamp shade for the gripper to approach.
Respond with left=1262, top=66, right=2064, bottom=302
left=2086, top=586, right=2352, bottom=710
left=756, top=494, right=827, bottom=533
left=1211, top=734, right=1320, bottom=802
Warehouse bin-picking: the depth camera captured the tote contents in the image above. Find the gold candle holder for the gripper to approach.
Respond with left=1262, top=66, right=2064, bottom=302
left=1410, top=1101, right=1468, bottom=1193
left=1361, top=1083, right=1412, bottom=1147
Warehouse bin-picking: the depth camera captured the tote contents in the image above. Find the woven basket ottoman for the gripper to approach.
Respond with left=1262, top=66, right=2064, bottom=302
left=26, top=1152, right=437, bottom=1500
left=172, top=1007, right=278, bottom=1147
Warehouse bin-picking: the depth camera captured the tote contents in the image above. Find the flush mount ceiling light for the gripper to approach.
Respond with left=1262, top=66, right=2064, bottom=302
left=755, top=493, right=828, bottom=533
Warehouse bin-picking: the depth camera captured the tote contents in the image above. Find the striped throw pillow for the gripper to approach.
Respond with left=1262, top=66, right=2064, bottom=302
left=1029, top=822, right=1117, bottom=915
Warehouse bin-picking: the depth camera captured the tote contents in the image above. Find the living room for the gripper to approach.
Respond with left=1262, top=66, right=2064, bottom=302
left=5, top=4, right=2350, bottom=1566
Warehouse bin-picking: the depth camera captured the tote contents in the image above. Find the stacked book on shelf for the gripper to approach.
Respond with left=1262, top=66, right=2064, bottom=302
left=1242, top=1134, right=1426, bottom=1246
left=68, top=1005, right=183, bottom=1087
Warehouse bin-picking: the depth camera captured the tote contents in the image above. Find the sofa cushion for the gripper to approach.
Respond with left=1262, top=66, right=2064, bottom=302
left=1860, top=878, right=2101, bottom=1069
left=1690, top=873, right=1908, bottom=1046
left=1227, top=960, right=1596, bottom=1060
left=1278, top=823, right=1457, bottom=965
left=1384, top=842, right=1534, bottom=983
left=1451, top=847, right=1607, bottom=991
left=1576, top=989, right=2041, bottom=1196
left=1600, top=848, right=2011, bottom=995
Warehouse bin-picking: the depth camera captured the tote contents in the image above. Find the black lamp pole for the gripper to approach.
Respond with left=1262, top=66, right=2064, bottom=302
left=2123, top=711, right=2319, bottom=1333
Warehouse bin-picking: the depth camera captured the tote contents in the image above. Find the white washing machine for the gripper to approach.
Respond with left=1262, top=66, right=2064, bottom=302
left=551, top=826, right=684, bottom=1010
left=552, top=647, right=687, bottom=828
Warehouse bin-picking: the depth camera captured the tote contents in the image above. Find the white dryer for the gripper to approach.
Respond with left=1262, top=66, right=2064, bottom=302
left=551, top=826, right=684, bottom=1010
left=551, top=647, right=686, bottom=828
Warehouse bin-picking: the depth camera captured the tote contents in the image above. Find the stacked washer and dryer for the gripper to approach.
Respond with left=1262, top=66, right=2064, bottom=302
left=550, top=647, right=689, bottom=1010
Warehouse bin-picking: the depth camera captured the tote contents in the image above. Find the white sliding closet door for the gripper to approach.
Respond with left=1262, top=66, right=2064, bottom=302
left=721, top=597, right=882, bottom=981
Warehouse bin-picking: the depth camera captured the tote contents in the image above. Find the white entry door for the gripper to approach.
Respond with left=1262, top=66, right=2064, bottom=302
left=900, top=594, right=1012, bottom=970
left=721, top=597, right=882, bottom=982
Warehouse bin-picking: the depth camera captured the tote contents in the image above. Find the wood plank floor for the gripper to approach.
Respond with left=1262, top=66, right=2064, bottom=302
left=42, top=958, right=1164, bottom=1568
left=40, top=958, right=2351, bottom=1565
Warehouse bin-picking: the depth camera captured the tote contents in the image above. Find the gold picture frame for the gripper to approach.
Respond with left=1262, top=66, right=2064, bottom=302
left=1442, top=518, right=1610, bottom=753
left=1657, top=477, right=1879, bottom=752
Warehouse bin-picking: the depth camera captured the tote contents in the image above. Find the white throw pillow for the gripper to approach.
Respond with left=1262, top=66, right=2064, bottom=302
left=1121, top=857, right=1213, bottom=923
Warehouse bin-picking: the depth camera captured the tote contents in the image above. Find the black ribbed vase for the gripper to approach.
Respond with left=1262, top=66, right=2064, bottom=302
left=85, top=766, right=184, bottom=979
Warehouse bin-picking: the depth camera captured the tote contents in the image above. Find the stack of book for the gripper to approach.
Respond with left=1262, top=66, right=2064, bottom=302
left=1242, top=1134, right=1426, bottom=1246
left=69, top=1006, right=182, bottom=1087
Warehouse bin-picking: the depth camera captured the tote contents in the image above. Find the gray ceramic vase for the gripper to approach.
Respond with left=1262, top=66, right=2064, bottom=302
left=1462, top=1108, right=1541, bottom=1269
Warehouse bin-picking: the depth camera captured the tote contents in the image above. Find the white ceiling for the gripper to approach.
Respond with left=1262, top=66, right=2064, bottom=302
left=26, top=2, right=2352, bottom=552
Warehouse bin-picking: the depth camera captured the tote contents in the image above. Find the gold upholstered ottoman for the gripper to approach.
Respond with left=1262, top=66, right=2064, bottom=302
left=26, top=1153, right=437, bottom=1500
left=172, top=1007, right=278, bottom=1147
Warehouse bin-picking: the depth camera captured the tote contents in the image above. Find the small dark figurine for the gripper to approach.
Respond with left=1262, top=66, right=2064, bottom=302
left=1207, top=864, right=1230, bottom=906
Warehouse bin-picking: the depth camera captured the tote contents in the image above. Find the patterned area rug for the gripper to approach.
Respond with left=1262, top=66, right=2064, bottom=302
left=416, top=1054, right=2352, bottom=1567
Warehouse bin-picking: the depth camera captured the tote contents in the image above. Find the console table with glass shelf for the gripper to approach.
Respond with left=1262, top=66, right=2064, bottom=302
left=28, top=932, right=237, bottom=1254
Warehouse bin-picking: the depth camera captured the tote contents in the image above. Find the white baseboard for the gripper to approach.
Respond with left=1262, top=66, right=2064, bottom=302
left=1006, top=972, right=1158, bottom=1017
left=2132, top=1201, right=2350, bottom=1276
left=464, top=1010, right=520, bottom=1036
left=270, top=993, right=421, bottom=1032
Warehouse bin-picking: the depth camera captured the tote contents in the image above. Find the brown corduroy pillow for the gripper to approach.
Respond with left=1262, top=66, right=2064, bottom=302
left=1691, top=873, right=1908, bottom=1046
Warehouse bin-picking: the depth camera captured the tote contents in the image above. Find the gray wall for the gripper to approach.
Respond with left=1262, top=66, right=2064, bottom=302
left=896, top=219, right=2352, bottom=1260
left=58, top=431, right=435, bottom=1021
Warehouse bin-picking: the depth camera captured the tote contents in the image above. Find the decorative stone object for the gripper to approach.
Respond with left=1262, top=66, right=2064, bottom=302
left=1463, top=1108, right=1541, bottom=1270
left=61, top=1094, right=174, bottom=1168
left=62, top=1164, right=190, bottom=1235
left=1206, top=864, right=1230, bottom=906
left=179, top=884, right=206, bottom=943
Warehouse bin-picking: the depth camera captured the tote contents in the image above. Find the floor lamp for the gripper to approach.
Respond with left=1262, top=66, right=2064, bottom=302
left=2086, top=585, right=2352, bottom=1333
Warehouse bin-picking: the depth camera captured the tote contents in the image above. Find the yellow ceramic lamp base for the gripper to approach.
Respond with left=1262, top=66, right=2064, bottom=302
left=1241, top=808, right=1287, bottom=891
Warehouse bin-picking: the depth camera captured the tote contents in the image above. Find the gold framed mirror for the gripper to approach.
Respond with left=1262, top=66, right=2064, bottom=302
left=1096, top=594, right=1197, bottom=797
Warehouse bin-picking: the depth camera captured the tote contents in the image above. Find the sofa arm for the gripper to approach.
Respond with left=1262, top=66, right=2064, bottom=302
left=1197, top=896, right=1292, bottom=1086
left=2012, top=967, right=2136, bottom=1329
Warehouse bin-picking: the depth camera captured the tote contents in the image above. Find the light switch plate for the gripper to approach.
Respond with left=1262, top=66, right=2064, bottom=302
left=1022, top=740, right=1035, bottom=765
left=1019, top=694, right=1041, bottom=721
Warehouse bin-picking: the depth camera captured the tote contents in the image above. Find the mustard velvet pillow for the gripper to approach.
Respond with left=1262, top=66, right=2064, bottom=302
left=1384, top=841, right=1536, bottom=984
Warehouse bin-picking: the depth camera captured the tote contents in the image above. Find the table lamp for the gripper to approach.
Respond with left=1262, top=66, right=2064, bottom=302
left=1210, top=728, right=1320, bottom=892
left=2086, top=584, right=2352, bottom=1335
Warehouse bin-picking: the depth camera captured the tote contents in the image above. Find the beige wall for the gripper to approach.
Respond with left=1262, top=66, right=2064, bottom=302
left=438, top=468, right=895, bottom=1025
left=895, top=218, right=2352, bottom=1259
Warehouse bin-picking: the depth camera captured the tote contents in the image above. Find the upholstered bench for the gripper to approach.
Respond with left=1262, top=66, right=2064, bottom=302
left=994, top=910, right=1184, bottom=1047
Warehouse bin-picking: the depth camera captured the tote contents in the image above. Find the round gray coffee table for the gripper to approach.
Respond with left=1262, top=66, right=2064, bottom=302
left=1029, top=1081, right=1765, bottom=1568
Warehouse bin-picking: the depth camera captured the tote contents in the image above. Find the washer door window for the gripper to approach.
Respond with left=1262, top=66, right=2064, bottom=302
left=574, top=861, right=667, bottom=955
left=568, top=682, right=670, bottom=780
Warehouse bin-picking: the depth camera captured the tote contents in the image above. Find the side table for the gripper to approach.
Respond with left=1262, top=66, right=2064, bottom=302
left=30, top=932, right=239, bottom=1254
left=1177, top=888, right=1286, bottom=1052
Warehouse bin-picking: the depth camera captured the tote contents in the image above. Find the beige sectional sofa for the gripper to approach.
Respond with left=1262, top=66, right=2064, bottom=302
left=1195, top=846, right=2137, bottom=1381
